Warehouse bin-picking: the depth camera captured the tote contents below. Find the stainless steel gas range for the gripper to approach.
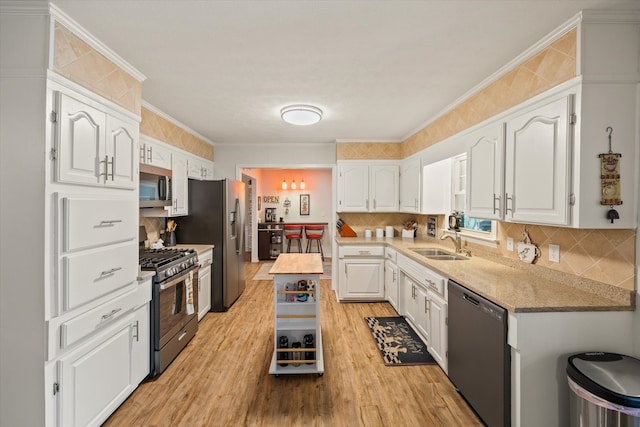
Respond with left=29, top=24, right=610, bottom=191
left=139, top=248, right=200, bottom=376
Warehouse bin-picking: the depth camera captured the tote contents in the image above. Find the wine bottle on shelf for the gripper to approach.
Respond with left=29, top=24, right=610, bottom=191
left=292, top=342, right=302, bottom=367
left=303, top=334, right=315, bottom=364
left=278, top=336, right=289, bottom=367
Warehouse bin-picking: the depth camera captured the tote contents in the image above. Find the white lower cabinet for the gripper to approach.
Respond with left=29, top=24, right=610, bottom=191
left=198, top=249, right=213, bottom=320
left=398, top=253, right=448, bottom=373
left=426, top=289, right=447, bottom=373
left=338, top=245, right=385, bottom=301
left=384, top=261, right=399, bottom=310
left=58, top=313, right=136, bottom=427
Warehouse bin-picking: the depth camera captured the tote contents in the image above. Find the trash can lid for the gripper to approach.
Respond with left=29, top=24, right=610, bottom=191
left=567, top=352, right=640, bottom=408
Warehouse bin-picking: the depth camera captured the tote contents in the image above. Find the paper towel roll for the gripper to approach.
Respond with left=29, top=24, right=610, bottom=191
left=385, top=226, right=394, bottom=238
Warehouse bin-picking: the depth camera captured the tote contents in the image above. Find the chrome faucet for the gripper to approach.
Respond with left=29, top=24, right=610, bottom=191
left=440, top=232, right=462, bottom=253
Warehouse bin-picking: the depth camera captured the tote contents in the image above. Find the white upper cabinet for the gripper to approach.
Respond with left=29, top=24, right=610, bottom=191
left=187, top=155, right=215, bottom=180
left=56, top=91, right=137, bottom=190
left=337, top=161, right=399, bottom=212
left=370, top=164, right=399, bottom=212
left=504, top=94, right=572, bottom=225
left=399, top=157, right=421, bottom=213
left=139, top=137, right=172, bottom=170
left=421, top=158, right=452, bottom=215
left=466, top=123, right=505, bottom=220
left=170, top=152, right=189, bottom=216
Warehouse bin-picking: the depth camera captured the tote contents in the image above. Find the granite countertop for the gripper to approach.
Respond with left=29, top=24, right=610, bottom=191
left=336, top=235, right=634, bottom=313
left=269, top=253, right=323, bottom=275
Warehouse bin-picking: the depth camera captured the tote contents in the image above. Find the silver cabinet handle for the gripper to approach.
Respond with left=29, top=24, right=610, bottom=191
left=132, top=320, right=139, bottom=341
left=147, top=146, right=152, bottom=163
left=99, top=267, right=122, bottom=277
left=140, top=146, right=145, bottom=163
left=366, top=199, right=369, bottom=210
left=493, top=194, right=501, bottom=215
left=373, top=199, right=377, bottom=210
left=358, top=250, right=371, bottom=255
left=101, top=308, right=122, bottom=320
left=99, top=219, right=122, bottom=226
left=506, top=193, right=514, bottom=213
left=110, top=156, right=115, bottom=180
left=99, top=155, right=109, bottom=178
left=393, top=271, right=396, bottom=282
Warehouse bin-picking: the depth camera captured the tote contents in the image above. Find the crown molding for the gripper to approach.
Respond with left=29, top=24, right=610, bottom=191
left=335, top=139, right=402, bottom=144
left=0, top=1, right=49, bottom=14
left=48, top=3, right=146, bottom=82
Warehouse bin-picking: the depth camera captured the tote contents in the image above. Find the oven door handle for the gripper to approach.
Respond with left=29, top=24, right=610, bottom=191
left=159, top=268, right=193, bottom=290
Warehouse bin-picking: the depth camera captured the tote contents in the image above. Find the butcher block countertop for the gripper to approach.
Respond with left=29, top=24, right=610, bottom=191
left=269, top=253, right=323, bottom=275
left=336, top=235, right=634, bottom=313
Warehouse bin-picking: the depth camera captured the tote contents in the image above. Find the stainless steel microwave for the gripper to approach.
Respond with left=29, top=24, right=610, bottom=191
left=139, top=164, right=172, bottom=208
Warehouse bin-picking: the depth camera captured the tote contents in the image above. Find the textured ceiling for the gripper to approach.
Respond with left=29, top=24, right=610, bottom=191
left=52, top=0, right=640, bottom=146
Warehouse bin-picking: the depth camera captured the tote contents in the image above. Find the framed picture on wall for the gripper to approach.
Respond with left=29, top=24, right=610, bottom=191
left=300, top=194, right=310, bottom=215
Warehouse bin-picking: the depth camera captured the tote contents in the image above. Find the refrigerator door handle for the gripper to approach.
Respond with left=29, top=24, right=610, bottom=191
left=234, top=198, right=240, bottom=254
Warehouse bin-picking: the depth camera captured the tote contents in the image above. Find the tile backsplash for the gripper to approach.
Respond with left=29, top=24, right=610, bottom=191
left=140, top=217, right=165, bottom=244
left=337, top=212, right=635, bottom=291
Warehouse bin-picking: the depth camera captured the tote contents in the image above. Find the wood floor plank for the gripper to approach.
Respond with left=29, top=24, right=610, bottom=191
left=103, top=261, right=483, bottom=426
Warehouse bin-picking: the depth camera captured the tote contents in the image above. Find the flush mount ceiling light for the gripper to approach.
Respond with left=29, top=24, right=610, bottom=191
left=280, top=104, right=323, bottom=126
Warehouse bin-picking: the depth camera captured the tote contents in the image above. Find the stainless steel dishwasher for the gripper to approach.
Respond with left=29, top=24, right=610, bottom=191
left=448, top=279, right=510, bottom=427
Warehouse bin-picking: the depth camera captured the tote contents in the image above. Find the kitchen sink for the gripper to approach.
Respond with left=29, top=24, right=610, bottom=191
left=411, top=248, right=469, bottom=261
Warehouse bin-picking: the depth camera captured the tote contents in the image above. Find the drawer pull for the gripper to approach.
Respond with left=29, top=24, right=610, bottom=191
left=101, top=308, right=122, bottom=320
left=132, top=320, right=139, bottom=341
left=358, top=251, right=371, bottom=255
left=99, top=219, right=123, bottom=226
left=99, top=267, right=122, bottom=277
left=178, top=330, right=188, bottom=341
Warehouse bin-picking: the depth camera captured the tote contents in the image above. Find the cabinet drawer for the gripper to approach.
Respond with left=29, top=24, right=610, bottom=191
left=62, top=242, right=137, bottom=311
left=398, top=254, right=446, bottom=296
left=61, top=287, right=137, bottom=349
left=62, top=196, right=136, bottom=251
left=199, top=249, right=213, bottom=267
left=385, top=247, right=397, bottom=263
left=339, top=245, right=384, bottom=258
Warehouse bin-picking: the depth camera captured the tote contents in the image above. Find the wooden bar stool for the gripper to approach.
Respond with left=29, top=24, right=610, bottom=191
left=304, top=224, right=325, bottom=260
left=284, top=225, right=303, bottom=253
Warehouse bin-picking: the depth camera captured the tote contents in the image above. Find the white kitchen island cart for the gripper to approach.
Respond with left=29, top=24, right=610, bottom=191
left=268, top=253, right=324, bottom=376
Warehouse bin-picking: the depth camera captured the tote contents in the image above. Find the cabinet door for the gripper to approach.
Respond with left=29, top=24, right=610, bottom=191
left=400, top=158, right=421, bottom=213
left=187, top=156, right=203, bottom=179
left=56, top=92, right=105, bottom=186
left=170, top=153, right=189, bottom=216
left=505, top=95, right=572, bottom=225
left=415, top=285, right=429, bottom=343
left=338, top=259, right=384, bottom=300
left=198, top=265, right=211, bottom=320
left=58, top=315, right=135, bottom=427
left=141, top=140, right=172, bottom=169
left=427, top=290, right=448, bottom=372
left=466, top=123, right=505, bottom=220
left=421, top=158, right=452, bottom=214
left=201, top=161, right=214, bottom=180
left=370, top=165, right=399, bottom=212
left=104, top=115, right=137, bottom=190
left=131, top=303, right=150, bottom=384
left=384, top=260, right=399, bottom=311
left=337, top=163, right=369, bottom=212
left=403, top=276, right=419, bottom=324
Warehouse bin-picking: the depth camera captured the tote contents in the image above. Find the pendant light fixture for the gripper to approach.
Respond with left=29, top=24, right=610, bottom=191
left=281, top=179, right=287, bottom=190
left=291, top=180, right=297, bottom=190
left=300, top=178, right=306, bottom=190
left=280, top=104, right=323, bottom=126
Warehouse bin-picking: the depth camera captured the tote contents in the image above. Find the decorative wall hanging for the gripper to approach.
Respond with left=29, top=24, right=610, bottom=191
left=283, top=197, right=291, bottom=214
left=263, top=195, right=280, bottom=204
left=599, top=127, right=622, bottom=223
left=300, top=194, right=310, bottom=215
left=517, top=227, right=540, bottom=264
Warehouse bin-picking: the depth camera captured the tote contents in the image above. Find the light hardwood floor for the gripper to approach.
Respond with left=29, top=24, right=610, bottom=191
left=104, top=261, right=482, bottom=426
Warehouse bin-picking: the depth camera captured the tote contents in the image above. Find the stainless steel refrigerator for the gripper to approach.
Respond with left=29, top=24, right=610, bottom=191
left=176, top=179, right=246, bottom=311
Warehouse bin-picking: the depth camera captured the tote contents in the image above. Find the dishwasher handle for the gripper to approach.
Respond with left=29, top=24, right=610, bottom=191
left=463, top=293, right=480, bottom=306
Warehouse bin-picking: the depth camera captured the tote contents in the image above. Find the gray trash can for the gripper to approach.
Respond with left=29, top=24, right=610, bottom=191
left=567, top=352, right=640, bottom=427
